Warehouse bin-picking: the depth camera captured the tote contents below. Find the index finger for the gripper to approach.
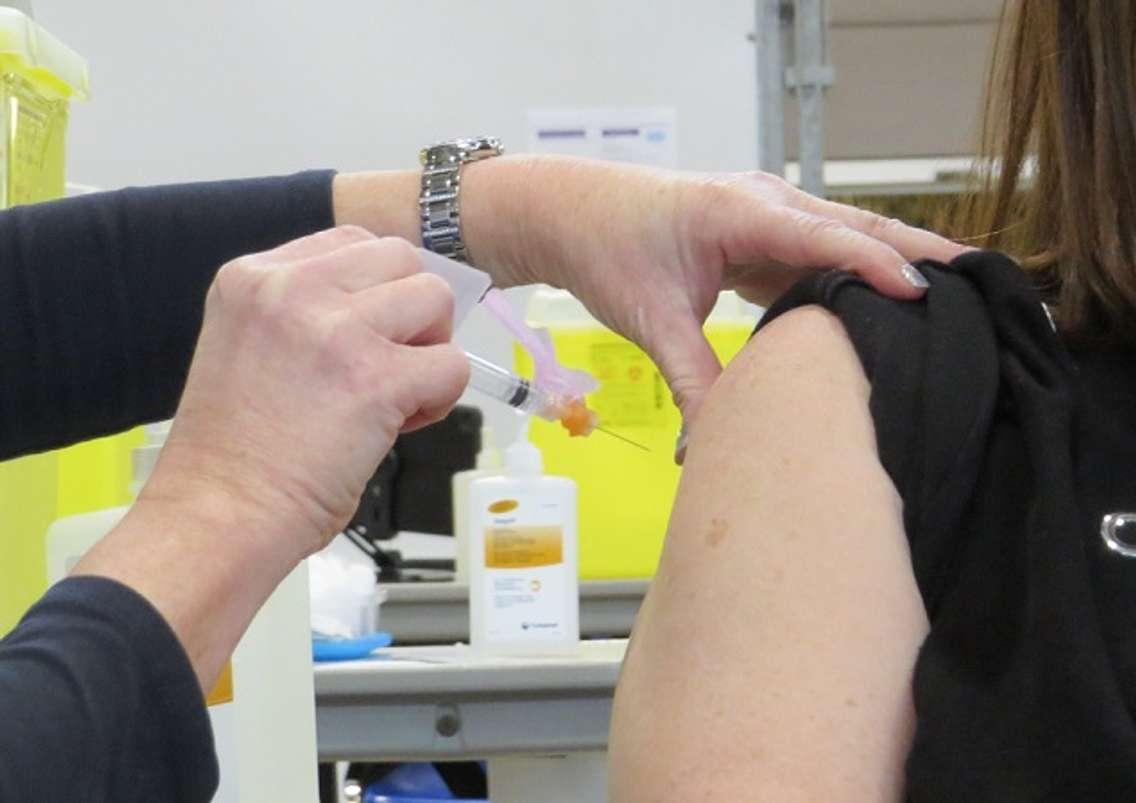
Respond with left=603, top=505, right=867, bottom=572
left=787, top=187, right=971, bottom=265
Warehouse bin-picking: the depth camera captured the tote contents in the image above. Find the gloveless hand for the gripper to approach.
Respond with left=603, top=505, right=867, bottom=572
left=145, top=227, right=468, bottom=560
left=463, top=156, right=968, bottom=443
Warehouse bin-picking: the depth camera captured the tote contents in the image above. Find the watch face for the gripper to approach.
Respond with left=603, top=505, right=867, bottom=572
left=465, top=136, right=504, bottom=159
left=420, top=143, right=462, bottom=167
left=421, top=137, right=503, bottom=167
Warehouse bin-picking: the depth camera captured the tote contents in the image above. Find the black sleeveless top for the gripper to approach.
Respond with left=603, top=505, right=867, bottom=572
left=759, top=251, right=1136, bottom=801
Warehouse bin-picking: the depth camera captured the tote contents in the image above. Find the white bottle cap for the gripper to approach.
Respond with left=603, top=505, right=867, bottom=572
left=505, top=419, right=542, bottom=476
left=476, top=426, right=503, bottom=470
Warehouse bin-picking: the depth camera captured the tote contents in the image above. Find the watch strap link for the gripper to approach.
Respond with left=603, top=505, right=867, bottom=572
left=420, top=161, right=463, bottom=258
left=419, top=137, right=502, bottom=262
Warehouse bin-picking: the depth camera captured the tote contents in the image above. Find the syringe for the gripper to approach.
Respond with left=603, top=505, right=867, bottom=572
left=465, top=352, right=649, bottom=448
left=466, top=352, right=580, bottom=423
left=413, top=246, right=636, bottom=445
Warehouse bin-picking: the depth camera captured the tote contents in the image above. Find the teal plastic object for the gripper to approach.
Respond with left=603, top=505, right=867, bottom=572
left=311, top=632, right=392, bottom=662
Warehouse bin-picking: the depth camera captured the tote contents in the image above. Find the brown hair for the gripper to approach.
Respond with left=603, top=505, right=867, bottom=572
left=955, top=0, right=1136, bottom=344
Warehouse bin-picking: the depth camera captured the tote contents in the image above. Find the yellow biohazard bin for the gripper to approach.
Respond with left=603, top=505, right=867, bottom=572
left=0, top=7, right=88, bottom=205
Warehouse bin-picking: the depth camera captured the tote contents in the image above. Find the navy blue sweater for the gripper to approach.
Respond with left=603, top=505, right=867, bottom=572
left=0, top=170, right=335, bottom=802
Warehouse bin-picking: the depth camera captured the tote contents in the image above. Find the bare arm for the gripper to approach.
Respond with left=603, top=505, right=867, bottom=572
left=332, top=159, right=965, bottom=429
left=609, top=305, right=929, bottom=801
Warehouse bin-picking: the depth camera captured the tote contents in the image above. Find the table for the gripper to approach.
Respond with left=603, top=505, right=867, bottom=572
left=315, top=640, right=627, bottom=803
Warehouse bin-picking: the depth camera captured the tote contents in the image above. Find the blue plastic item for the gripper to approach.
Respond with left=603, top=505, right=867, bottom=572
left=311, top=632, right=392, bottom=662
left=364, top=763, right=488, bottom=802
left=365, top=763, right=453, bottom=799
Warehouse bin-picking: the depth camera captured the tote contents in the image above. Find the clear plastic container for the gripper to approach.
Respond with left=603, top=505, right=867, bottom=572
left=0, top=7, right=89, bottom=207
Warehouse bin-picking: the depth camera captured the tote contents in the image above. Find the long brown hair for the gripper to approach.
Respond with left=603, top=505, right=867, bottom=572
left=956, top=0, right=1136, bottom=345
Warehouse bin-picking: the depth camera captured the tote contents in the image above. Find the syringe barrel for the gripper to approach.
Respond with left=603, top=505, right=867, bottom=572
left=466, top=352, right=548, bottom=416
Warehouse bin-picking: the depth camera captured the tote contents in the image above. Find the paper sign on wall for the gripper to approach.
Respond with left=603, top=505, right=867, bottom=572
left=526, top=108, right=677, bottom=168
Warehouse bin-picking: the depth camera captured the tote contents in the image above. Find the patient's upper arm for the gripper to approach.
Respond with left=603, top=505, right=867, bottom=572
left=609, top=305, right=929, bottom=803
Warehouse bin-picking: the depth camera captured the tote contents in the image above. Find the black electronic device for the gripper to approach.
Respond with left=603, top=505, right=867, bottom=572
left=345, top=405, right=482, bottom=545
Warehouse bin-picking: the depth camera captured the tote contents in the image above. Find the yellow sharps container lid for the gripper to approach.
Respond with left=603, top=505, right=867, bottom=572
left=0, top=7, right=88, bottom=100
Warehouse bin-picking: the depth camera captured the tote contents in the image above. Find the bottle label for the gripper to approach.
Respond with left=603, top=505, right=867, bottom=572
left=481, top=500, right=568, bottom=643
left=485, top=525, right=563, bottom=568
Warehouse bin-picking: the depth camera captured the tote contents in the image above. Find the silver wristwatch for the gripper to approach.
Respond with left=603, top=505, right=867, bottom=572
left=418, top=136, right=504, bottom=262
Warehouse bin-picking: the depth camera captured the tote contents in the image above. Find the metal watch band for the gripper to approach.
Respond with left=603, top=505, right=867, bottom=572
left=418, top=136, right=503, bottom=262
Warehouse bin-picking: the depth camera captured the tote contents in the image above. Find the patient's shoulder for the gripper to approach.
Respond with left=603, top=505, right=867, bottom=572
left=714, top=267, right=1006, bottom=615
left=738, top=301, right=861, bottom=372
left=692, top=303, right=879, bottom=476
left=712, top=303, right=869, bottom=422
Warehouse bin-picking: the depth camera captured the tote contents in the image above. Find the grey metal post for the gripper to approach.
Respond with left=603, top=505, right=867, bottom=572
left=754, top=0, right=786, bottom=176
left=793, top=0, right=828, bottom=196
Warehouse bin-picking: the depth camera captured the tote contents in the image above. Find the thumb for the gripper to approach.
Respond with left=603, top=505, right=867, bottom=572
left=647, top=315, right=723, bottom=460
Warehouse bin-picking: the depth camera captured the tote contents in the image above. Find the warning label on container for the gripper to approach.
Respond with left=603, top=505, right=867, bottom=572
left=587, top=342, right=663, bottom=428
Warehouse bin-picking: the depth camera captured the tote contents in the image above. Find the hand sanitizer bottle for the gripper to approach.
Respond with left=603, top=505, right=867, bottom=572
left=451, top=426, right=503, bottom=584
left=469, top=420, right=579, bottom=654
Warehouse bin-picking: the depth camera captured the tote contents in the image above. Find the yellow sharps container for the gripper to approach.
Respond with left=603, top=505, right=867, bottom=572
left=0, top=8, right=140, bottom=635
left=517, top=290, right=757, bottom=579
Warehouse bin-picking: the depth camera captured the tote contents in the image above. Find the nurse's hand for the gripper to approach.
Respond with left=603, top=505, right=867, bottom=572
left=157, top=226, right=469, bottom=559
left=77, top=227, right=467, bottom=691
left=461, top=156, right=967, bottom=439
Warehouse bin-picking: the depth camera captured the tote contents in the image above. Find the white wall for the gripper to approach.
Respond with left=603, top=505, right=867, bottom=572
left=37, top=0, right=759, bottom=187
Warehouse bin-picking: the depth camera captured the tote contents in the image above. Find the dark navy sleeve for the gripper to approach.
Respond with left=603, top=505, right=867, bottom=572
left=0, top=170, right=336, bottom=460
left=0, top=576, right=218, bottom=802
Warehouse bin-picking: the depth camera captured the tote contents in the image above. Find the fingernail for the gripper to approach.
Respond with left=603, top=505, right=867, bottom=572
left=901, top=263, right=930, bottom=289
left=674, top=424, right=689, bottom=464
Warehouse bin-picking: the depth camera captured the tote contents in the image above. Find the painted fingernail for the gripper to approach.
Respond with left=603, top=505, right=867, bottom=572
left=674, top=424, right=689, bottom=464
left=901, top=263, right=930, bottom=289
